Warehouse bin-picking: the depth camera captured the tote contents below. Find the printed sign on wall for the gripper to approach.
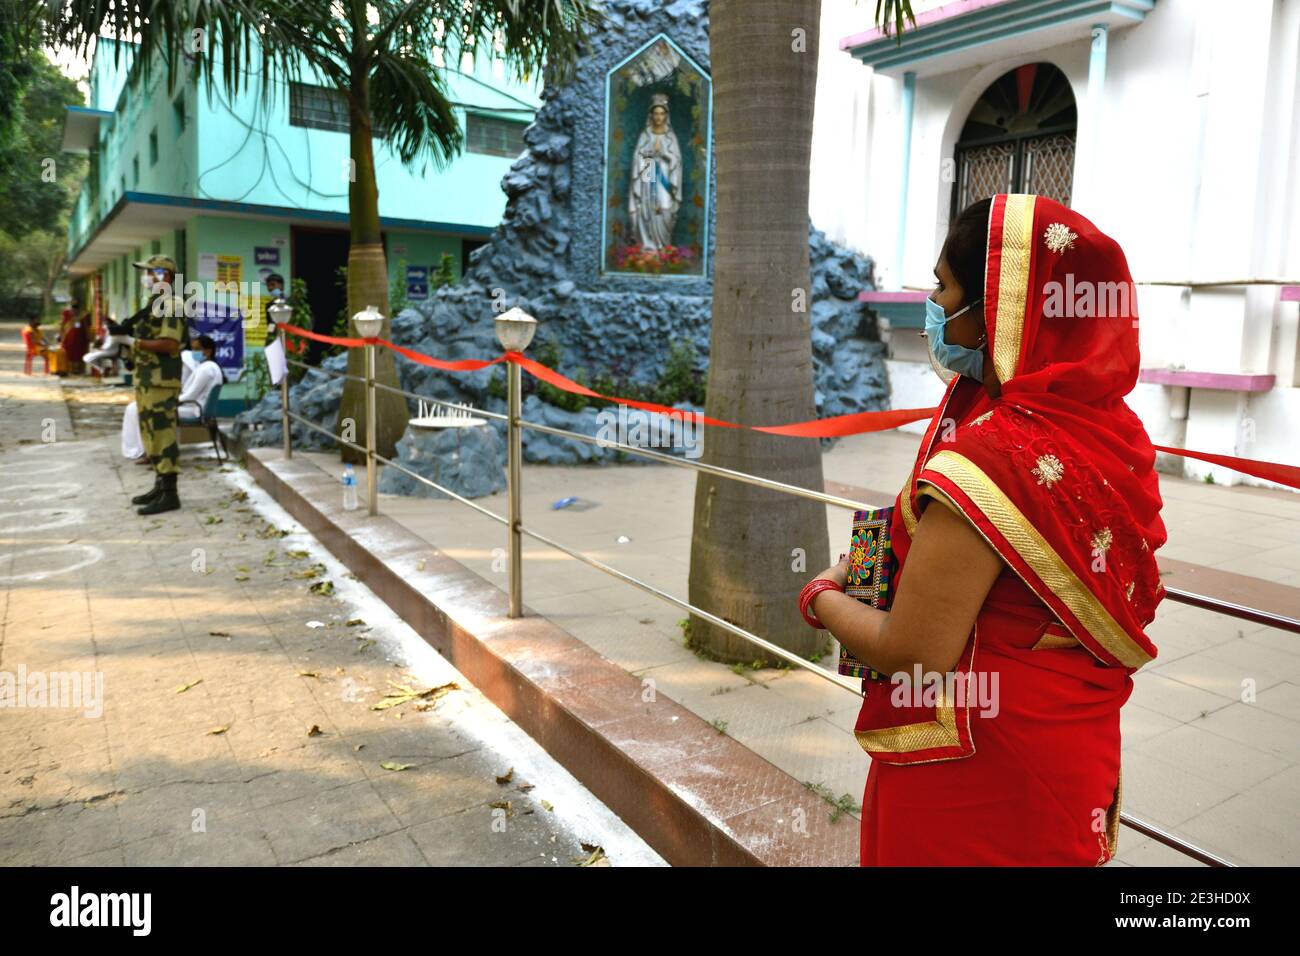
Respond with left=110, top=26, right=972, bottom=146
left=216, top=255, right=242, bottom=290
left=406, top=265, right=429, bottom=301
left=254, top=246, right=281, bottom=267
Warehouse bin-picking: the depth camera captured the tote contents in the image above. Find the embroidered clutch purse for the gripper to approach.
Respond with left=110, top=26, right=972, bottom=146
left=838, top=505, right=897, bottom=680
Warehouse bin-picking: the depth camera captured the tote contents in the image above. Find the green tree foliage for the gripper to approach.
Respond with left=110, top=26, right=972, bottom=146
left=0, top=44, right=85, bottom=317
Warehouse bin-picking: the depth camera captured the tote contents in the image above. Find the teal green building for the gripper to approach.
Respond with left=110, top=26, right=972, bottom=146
left=61, top=37, right=538, bottom=405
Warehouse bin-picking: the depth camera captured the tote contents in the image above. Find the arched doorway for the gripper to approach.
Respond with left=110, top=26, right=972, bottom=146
left=951, top=63, right=1077, bottom=218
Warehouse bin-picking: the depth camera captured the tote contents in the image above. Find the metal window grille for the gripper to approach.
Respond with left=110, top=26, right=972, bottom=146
left=466, top=114, right=527, bottom=158
left=289, top=82, right=350, bottom=133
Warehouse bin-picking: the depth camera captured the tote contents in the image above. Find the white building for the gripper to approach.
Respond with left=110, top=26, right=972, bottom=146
left=810, top=0, right=1300, bottom=490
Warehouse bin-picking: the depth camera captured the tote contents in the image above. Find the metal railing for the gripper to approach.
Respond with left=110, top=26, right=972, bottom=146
left=270, top=335, right=1300, bottom=868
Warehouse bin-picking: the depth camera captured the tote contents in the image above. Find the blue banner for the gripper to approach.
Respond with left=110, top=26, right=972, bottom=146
left=189, top=301, right=246, bottom=382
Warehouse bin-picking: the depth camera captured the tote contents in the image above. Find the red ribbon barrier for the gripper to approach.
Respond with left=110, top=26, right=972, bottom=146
left=1153, top=445, right=1300, bottom=491
left=276, top=323, right=935, bottom=437
left=274, top=323, right=1300, bottom=489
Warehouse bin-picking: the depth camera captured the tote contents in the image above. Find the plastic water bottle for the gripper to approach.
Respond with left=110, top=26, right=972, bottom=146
left=342, top=464, right=358, bottom=511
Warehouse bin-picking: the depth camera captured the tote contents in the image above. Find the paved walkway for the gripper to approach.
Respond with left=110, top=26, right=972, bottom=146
left=0, top=324, right=662, bottom=867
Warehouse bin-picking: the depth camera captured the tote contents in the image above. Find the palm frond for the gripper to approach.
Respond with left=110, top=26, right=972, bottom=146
left=369, top=46, right=461, bottom=167
left=433, top=0, right=603, bottom=86
left=873, top=0, right=917, bottom=43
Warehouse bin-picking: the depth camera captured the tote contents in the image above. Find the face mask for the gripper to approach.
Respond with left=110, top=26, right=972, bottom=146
left=924, top=296, right=986, bottom=382
left=190, top=350, right=206, bottom=362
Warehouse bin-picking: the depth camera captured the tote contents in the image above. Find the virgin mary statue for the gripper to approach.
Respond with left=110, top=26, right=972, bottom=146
left=628, top=92, right=683, bottom=251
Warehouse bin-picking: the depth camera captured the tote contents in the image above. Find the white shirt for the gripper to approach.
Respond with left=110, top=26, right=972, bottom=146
left=179, top=360, right=223, bottom=415
left=181, top=350, right=199, bottom=388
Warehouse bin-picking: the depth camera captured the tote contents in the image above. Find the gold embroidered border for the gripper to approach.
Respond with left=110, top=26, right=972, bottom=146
left=1105, top=767, right=1123, bottom=861
left=1031, top=631, right=1081, bottom=650
left=853, top=625, right=979, bottom=757
left=900, top=465, right=918, bottom=536
left=992, top=194, right=1035, bottom=384
left=921, top=450, right=1153, bottom=669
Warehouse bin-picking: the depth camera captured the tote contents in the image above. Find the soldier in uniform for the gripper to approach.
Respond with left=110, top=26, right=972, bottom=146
left=123, top=254, right=188, bottom=515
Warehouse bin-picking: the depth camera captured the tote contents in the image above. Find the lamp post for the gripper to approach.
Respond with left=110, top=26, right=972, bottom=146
left=352, top=305, right=384, bottom=516
left=494, top=307, right=537, bottom=618
left=267, top=297, right=294, bottom=459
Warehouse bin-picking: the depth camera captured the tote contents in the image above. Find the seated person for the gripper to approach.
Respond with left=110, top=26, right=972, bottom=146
left=122, top=335, right=226, bottom=463
left=84, top=316, right=137, bottom=376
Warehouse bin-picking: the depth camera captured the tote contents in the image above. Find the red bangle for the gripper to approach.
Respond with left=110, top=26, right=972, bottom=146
left=799, top=578, right=844, bottom=629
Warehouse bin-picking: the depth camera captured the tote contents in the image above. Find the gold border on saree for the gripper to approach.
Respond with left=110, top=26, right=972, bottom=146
left=920, top=450, right=1153, bottom=669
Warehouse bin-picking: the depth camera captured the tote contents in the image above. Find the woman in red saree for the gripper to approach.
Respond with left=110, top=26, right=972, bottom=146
left=807, top=194, right=1167, bottom=865
left=60, top=300, right=89, bottom=373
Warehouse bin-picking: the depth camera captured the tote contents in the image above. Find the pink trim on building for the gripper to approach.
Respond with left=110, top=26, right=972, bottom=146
left=839, top=0, right=1011, bottom=50
left=1138, top=369, right=1276, bottom=392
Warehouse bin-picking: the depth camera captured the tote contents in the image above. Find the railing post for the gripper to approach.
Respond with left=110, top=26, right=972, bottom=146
left=280, top=365, right=291, bottom=459
left=365, top=340, right=378, bottom=516
left=507, top=355, right=522, bottom=617
left=494, top=307, right=536, bottom=620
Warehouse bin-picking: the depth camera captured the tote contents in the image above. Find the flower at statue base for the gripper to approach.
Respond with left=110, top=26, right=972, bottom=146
left=613, top=243, right=696, bottom=274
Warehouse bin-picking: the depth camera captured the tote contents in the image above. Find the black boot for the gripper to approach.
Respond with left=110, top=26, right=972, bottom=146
left=132, top=473, right=163, bottom=505
left=138, top=473, right=180, bottom=515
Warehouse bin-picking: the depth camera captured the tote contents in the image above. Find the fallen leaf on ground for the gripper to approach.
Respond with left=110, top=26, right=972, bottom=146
left=297, top=671, right=320, bottom=679
left=307, top=725, right=323, bottom=737
left=540, top=799, right=554, bottom=812
left=204, top=515, right=223, bottom=525
left=575, top=844, right=607, bottom=867
left=208, top=630, right=230, bottom=637
left=371, top=680, right=458, bottom=711
left=174, top=679, right=203, bottom=694
left=309, top=580, right=334, bottom=596
left=496, top=769, right=515, bottom=785
left=207, top=725, right=229, bottom=735
left=356, top=639, right=375, bottom=652
left=490, top=800, right=513, bottom=817
left=380, top=761, right=412, bottom=772
left=345, top=618, right=365, bottom=627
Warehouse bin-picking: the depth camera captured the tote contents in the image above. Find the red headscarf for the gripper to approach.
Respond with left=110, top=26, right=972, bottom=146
left=893, top=194, right=1167, bottom=670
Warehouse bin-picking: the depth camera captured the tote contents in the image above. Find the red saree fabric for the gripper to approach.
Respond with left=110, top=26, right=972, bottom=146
left=856, top=194, right=1166, bottom=865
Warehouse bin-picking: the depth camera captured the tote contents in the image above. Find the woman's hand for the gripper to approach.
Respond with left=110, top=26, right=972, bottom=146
left=810, top=555, right=849, bottom=590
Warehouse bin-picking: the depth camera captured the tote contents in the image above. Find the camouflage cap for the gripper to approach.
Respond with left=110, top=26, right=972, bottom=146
left=132, top=254, right=178, bottom=272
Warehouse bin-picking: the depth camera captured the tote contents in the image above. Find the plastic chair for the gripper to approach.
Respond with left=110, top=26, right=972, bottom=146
left=178, top=383, right=227, bottom=462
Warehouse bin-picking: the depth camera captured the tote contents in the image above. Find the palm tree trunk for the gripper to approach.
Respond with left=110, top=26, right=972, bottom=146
left=687, top=0, right=829, bottom=664
left=337, top=64, right=410, bottom=463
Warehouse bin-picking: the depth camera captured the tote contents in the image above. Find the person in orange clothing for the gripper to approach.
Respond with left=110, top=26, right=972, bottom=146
left=804, top=194, right=1167, bottom=866
left=22, top=316, right=48, bottom=375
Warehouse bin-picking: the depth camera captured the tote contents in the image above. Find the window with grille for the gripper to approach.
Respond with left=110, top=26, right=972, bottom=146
left=951, top=63, right=1077, bottom=218
left=289, top=82, right=350, bottom=133
left=465, top=114, right=527, bottom=158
